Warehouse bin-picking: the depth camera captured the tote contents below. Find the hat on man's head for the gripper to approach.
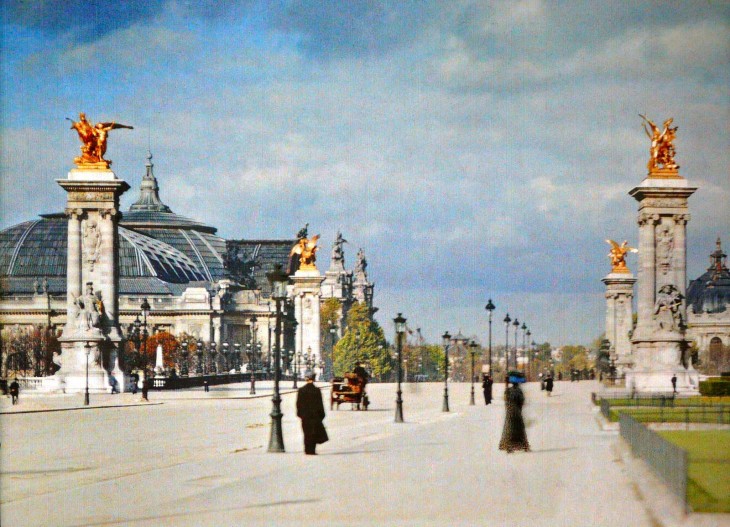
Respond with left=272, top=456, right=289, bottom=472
left=304, top=370, right=316, bottom=380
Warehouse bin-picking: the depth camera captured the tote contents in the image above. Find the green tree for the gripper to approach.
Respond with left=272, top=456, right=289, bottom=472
left=333, top=302, right=390, bottom=379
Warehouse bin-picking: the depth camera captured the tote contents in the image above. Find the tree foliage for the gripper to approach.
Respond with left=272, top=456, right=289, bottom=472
left=333, top=302, right=390, bottom=379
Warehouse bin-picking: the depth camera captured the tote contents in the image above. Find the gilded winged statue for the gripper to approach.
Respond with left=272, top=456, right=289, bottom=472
left=68, top=112, right=133, bottom=168
left=640, top=114, right=678, bottom=172
left=606, top=239, right=637, bottom=273
left=289, top=234, right=320, bottom=272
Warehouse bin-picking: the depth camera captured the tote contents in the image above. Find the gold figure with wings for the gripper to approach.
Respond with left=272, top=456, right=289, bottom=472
left=606, top=239, right=638, bottom=273
left=68, top=112, right=133, bottom=168
left=290, top=234, right=320, bottom=272
left=639, top=114, right=679, bottom=173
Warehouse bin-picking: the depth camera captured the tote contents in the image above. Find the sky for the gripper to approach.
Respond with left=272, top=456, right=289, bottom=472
left=1, top=1, right=728, bottom=347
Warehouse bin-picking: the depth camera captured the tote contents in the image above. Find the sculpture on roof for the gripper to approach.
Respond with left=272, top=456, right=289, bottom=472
left=68, top=112, right=133, bottom=169
left=332, top=230, right=347, bottom=262
left=640, top=114, right=678, bottom=173
left=355, top=248, right=367, bottom=277
left=606, top=239, right=637, bottom=273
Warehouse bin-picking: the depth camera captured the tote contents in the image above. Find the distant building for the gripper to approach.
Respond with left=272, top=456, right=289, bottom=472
left=687, top=238, right=730, bottom=370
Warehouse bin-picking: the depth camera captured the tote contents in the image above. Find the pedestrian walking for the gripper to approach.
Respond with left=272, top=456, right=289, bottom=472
left=296, top=371, right=328, bottom=455
left=499, top=373, right=530, bottom=453
left=671, top=374, right=677, bottom=394
left=9, top=379, right=19, bottom=405
left=131, top=373, right=138, bottom=395
left=482, top=374, right=493, bottom=405
left=141, top=378, right=149, bottom=402
left=204, top=380, right=209, bottom=392
left=545, top=375, right=554, bottom=397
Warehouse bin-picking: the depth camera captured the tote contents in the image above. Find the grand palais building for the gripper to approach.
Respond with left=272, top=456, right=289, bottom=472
left=0, top=153, right=375, bottom=377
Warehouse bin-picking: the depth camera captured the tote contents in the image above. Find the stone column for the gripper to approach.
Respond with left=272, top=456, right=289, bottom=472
left=56, top=169, right=130, bottom=394
left=291, top=269, right=325, bottom=376
left=626, top=173, right=697, bottom=393
left=602, top=273, right=636, bottom=373
left=65, top=208, right=83, bottom=333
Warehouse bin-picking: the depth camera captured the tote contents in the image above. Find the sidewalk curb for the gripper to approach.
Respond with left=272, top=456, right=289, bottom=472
left=1, top=402, right=164, bottom=415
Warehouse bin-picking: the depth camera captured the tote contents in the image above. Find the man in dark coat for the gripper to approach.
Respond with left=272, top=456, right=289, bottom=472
left=296, top=371, right=328, bottom=455
left=9, top=379, right=19, bottom=405
left=545, top=375, right=554, bottom=397
left=482, top=374, right=493, bottom=405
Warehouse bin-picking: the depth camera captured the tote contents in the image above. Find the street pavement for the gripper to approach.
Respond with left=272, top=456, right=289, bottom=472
left=0, top=380, right=721, bottom=526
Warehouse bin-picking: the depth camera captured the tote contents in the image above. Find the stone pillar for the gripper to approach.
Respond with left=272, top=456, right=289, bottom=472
left=602, top=273, right=636, bottom=373
left=65, top=209, right=83, bottom=333
left=626, top=172, right=698, bottom=393
left=56, top=169, right=130, bottom=394
left=291, top=268, right=325, bottom=376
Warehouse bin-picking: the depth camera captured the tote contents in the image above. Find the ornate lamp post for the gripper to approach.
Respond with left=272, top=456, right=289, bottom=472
left=84, top=341, right=91, bottom=406
left=266, top=263, right=289, bottom=453
left=180, top=344, right=189, bottom=377
left=469, top=340, right=478, bottom=405
left=485, top=299, right=495, bottom=374
left=521, top=323, right=527, bottom=376
left=526, top=329, right=532, bottom=379
left=503, top=314, right=511, bottom=372
left=513, top=318, right=520, bottom=373
left=328, top=321, right=338, bottom=382
left=140, top=298, right=150, bottom=365
left=441, top=331, right=451, bottom=412
left=247, top=341, right=257, bottom=395
left=210, top=342, right=217, bottom=374
left=222, top=342, right=229, bottom=374
left=196, top=339, right=204, bottom=375
left=234, top=342, right=241, bottom=372
left=394, top=313, right=406, bottom=423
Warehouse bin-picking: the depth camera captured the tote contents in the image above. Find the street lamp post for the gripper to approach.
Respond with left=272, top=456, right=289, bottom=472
left=196, top=340, right=203, bottom=375
left=394, top=313, right=406, bottom=423
left=84, top=341, right=91, bottom=406
left=210, top=342, right=217, bottom=375
left=485, top=299, right=495, bottom=374
left=513, top=318, right=520, bottom=373
left=441, top=331, right=451, bottom=412
left=525, top=329, right=532, bottom=381
left=234, top=342, right=241, bottom=372
left=328, top=321, right=338, bottom=382
left=469, top=340, right=478, bottom=405
left=503, top=314, right=511, bottom=372
left=250, top=315, right=257, bottom=393
left=266, top=264, right=289, bottom=453
left=521, top=323, right=527, bottom=376
left=222, top=342, right=229, bottom=374
left=181, top=344, right=189, bottom=377
left=140, top=298, right=150, bottom=370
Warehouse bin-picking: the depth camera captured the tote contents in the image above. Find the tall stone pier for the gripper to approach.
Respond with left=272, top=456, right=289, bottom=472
left=56, top=169, right=130, bottom=393
left=291, top=269, right=324, bottom=376
left=602, top=272, right=636, bottom=374
left=626, top=169, right=698, bottom=393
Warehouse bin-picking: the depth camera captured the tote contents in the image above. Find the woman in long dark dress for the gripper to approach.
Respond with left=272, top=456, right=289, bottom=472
left=499, top=380, right=530, bottom=453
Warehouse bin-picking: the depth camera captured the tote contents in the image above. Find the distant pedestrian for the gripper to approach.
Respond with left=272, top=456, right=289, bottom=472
left=141, top=379, right=149, bottom=402
left=296, top=371, right=328, bottom=455
left=131, top=373, right=138, bottom=395
left=545, top=375, right=554, bottom=397
left=0, top=378, right=8, bottom=396
left=539, top=373, right=545, bottom=391
left=499, top=374, right=530, bottom=453
left=671, top=374, right=677, bottom=394
left=9, top=379, right=20, bottom=405
left=482, top=374, right=493, bottom=405
left=204, top=380, right=209, bottom=392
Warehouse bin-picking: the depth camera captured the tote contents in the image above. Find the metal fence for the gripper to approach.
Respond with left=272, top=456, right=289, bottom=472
left=619, top=413, right=688, bottom=512
left=617, top=406, right=730, bottom=427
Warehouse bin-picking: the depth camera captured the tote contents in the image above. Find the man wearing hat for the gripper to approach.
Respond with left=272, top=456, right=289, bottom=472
left=296, top=371, right=329, bottom=455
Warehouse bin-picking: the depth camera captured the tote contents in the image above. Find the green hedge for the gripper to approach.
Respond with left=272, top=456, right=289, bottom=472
left=699, top=379, right=730, bottom=396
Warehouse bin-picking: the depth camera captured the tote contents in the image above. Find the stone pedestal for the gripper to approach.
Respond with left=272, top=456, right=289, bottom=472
left=626, top=171, right=698, bottom=394
left=602, top=273, right=636, bottom=373
left=56, top=169, right=130, bottom=393
left=291, top=269, right=324, bottom=374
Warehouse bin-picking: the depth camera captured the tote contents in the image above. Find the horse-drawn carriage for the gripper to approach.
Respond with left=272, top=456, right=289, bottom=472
left=330, top=372, right=369, bottom=410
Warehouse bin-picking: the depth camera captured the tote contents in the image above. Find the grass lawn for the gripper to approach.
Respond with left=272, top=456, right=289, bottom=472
left=596, top=396, right=730, bottom=407
left=609, top=406, right=730, bottom=424
left=658, top=431, right=730, bottom=513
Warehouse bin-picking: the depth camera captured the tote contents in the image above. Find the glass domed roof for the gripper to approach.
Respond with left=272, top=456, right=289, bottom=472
left=688, top=238, right=730, bottom=314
